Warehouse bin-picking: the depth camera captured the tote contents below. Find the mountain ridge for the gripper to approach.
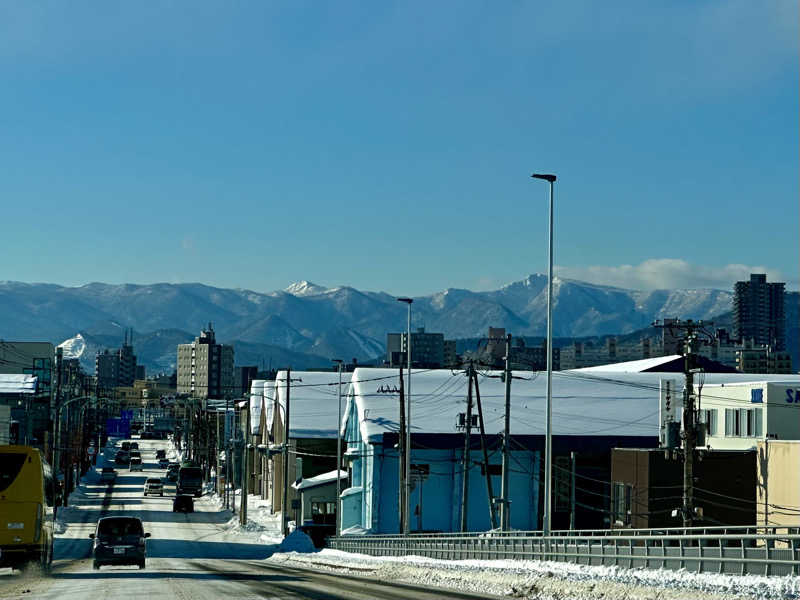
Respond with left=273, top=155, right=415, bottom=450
left=2, top=275, right=795, bottom=372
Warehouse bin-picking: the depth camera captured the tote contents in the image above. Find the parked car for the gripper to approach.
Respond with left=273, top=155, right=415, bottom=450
left=155, top=449, right=167, bottom=459
left=172, top=495, right=194, bottom=513
left=121, top=441, right=131, bottom=452
left=100, top=467, right=116, bottom=483
left=115, top=451, right=130, bottom=465
left=129, top=457, right=143, bottom=472
left=158, top=457, right=170, bottom=468
left=90, top=516, right=150, bottom=570
left=143, top=478, right=164, bottom=496
left=129, top=450, right=141, bottom=460
left=130, top=442, right=139, bottom=450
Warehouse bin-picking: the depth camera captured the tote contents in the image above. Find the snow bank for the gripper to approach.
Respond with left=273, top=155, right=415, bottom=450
left=277, top=530, right=316, bottom=554
left=268, top=550, right=800, bottom=600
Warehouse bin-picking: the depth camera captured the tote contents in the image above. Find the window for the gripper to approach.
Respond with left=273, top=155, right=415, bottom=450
left=612, top=482, right=632, bottom=526
left=311, top=501, right=336, bottom=515
left=746, top=408, right=763, bottom=437
left=700, top=409, right=717, bottom=436
left=726, top=408, right=743, bottom=436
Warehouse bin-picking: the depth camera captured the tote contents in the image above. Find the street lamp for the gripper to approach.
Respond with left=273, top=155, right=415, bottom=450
left=396, top=297, right=413, bottom=535
left=332, top=358, right=344, bottom=537
left=531, top=172, right=556, bottom=537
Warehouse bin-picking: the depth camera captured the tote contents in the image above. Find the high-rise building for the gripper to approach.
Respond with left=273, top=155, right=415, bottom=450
left=176, top=324, right=235, bottom=399
left=95, top=350, right=120, bottom=390
left=733, top=274, right=785, bottom=351
left=95, top=329, right=138, bottom=389
left=386, top=328, right=451, bottom=368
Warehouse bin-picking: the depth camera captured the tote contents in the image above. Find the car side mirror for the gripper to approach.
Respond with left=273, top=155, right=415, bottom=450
left=89, top=533, right=95, bottom=539
left=144, top=532, right=151, bottom=538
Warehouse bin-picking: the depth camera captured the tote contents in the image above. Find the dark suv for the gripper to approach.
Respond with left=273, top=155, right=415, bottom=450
left=90, top=516, right=150, bottom=569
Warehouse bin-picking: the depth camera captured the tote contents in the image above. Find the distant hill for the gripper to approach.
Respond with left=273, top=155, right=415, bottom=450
left=0, top=277, right=795, bottom=372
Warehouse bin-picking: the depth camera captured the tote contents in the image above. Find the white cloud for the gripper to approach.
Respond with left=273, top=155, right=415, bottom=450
left=556, top=259, right=791, bottom=291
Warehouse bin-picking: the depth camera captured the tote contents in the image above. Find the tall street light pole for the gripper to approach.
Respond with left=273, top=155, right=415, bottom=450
left=397, top=297, right=413, bottom=535
left=531, top=172, right=556, bottom=537
left=332, top=358, right=344, bottom=537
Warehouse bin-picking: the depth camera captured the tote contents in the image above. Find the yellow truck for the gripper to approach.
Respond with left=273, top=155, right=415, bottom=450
left=0, top=445, right=55, bottom=571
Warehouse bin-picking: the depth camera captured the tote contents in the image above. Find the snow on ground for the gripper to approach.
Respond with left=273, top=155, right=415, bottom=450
left=267, top=549, right=800, bottom=600
left=207, top=490, right=286, bottom=545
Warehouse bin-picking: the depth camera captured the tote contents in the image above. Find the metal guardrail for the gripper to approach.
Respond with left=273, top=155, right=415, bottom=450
left=328, top=525, right=800, bottom=577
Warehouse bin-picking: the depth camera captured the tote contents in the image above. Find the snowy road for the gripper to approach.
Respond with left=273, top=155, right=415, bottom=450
left=0, top=440, right=496, bottom=600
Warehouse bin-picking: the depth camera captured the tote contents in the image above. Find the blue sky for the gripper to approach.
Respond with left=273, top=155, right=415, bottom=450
left=1, top=1, right=797, bottom=296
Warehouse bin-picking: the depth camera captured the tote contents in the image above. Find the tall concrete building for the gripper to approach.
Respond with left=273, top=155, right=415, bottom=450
left=177, top=325, right=235, bottom=399
left=733, top=274, right=785, bottom=351
left=386, top=328, right=452, bottom=368
left=95, top=330, right=137, bottom=389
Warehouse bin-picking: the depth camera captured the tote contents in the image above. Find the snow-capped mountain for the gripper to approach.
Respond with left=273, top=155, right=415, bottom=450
left=0, top=275, right=792, bottom=371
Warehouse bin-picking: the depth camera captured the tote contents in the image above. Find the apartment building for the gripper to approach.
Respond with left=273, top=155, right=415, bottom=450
left=176, top=325, right=234, bottom=399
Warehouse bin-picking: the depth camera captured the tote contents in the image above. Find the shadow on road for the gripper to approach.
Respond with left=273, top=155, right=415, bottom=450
left=52, top=570, right=298, bottom=582
left=55, top=538, right=274, bottom=561
left=147, top=539, right=277, bottom=560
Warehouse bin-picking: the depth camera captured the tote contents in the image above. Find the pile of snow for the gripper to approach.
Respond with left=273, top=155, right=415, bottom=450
left=207, top=491, right=285, bottom=545
left=277, top=530, right=316, bottom=554
left=268, top=550, right=800, bottom=600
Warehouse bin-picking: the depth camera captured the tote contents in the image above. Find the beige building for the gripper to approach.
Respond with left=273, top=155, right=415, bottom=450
left=177, top=326, right=234, bottom=399
left=756, top=440, right=800, bottom=528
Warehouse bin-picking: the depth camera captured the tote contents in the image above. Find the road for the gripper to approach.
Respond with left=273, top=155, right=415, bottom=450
left=0, top=439, right=498, bottom=600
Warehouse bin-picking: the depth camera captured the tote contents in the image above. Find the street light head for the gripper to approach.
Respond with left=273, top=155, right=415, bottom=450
left=531, top=173, right=557, bottom=183
left=397, top=297, right=413, bottom=304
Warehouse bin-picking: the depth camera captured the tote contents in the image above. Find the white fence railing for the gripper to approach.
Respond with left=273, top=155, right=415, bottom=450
left=328, top=525, right=800, bottom=576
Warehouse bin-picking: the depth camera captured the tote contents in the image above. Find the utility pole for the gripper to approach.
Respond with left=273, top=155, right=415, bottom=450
left=282, top=368, right=292, bottom=537
left=569, top=451, right=576, bottom=530
left=240, top=401, right=249, bottom=525
left=459, top=366, right=474, bottom=532
left=654, top=319, right=712, bottom=528
left=472, top=367, right=497, bottom=529
left=332, top=359, right=344, bottom=537
left=225, top=394, right=231, bottom=511
left=397, top=360, right=406, bottom=534
left=500, top=333, right=512, bottom=531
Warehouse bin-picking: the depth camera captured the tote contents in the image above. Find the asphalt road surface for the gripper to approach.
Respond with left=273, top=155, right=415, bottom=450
left=0, top=439, right=498, bottom=600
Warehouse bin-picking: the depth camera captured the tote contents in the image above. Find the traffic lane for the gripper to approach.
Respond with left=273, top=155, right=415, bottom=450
left=42, top=558, right=506, bottom=600
left=183, top=558, right=506, bottom=600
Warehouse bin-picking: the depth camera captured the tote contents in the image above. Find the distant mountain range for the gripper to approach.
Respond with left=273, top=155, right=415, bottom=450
left=0, top=276, right=795, bottom=372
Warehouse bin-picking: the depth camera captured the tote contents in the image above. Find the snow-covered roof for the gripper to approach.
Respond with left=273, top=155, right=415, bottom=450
left=344, top=367, right=800, bottom=444
left=0, top=374, right=37, bottom=394
left=575, top=355, right=683, bottom=373
left=274, top=370, right=350, bottom=439
left=291, top=469, right=347, bottom=491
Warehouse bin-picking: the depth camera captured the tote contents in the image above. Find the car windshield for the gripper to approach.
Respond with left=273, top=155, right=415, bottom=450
left=98, top=518, right=143, bottom=537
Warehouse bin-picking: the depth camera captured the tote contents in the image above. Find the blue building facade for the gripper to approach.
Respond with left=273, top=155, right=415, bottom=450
left=340, top=413, right=540, bottom=533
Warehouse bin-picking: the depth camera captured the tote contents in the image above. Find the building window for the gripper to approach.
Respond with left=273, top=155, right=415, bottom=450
left=725, top=408, right=741, bottom=436
left=700, top=409, right=717, bottom=436
left=612, top=482, right=632, bottom=526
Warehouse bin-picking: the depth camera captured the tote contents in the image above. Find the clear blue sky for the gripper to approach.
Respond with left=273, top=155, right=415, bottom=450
left=1, top=1, right=797, bottom=296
